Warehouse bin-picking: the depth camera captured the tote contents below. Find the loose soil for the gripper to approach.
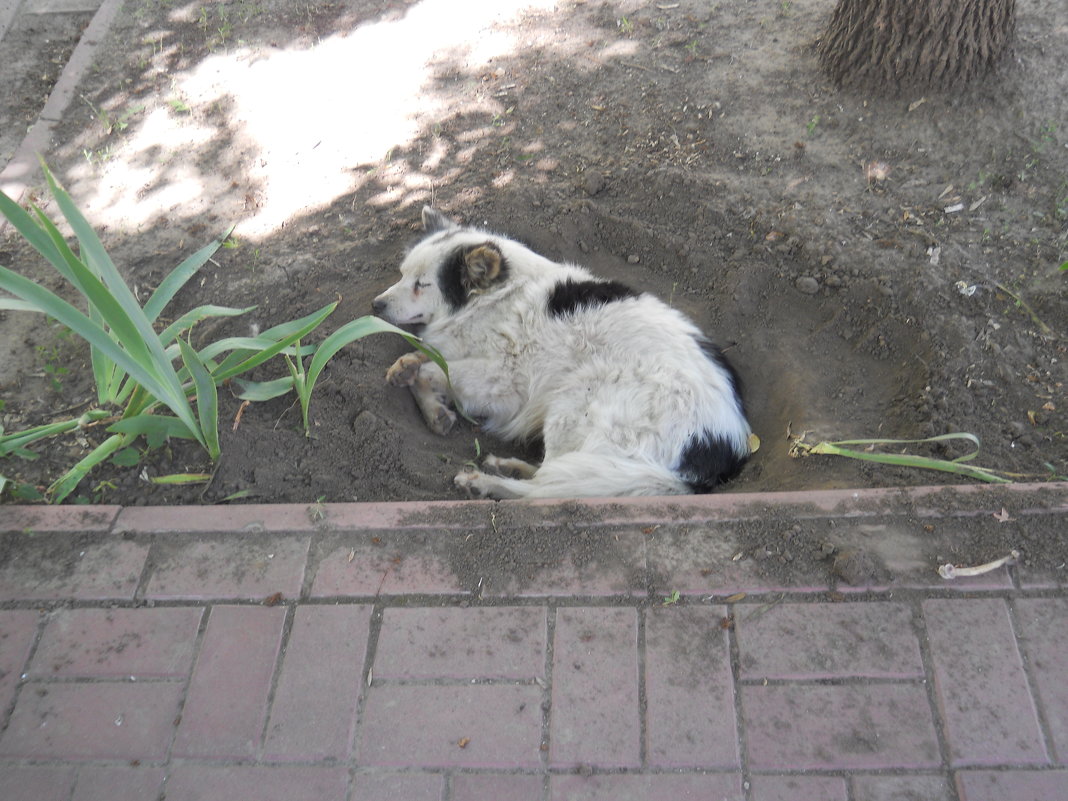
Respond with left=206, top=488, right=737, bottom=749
left=2, top=0, right=1066, bottom=514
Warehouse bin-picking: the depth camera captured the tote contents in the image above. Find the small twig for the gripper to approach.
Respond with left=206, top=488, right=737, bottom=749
left=938, top=550, right=1019, bottom=579
left=742, top=593, right=784, bottom=622
left=993, top=282, right=1057, bottom=338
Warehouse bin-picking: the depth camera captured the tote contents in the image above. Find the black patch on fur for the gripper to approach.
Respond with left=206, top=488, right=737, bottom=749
left=677, top=336, right=750, bottom=492
left=437, top=248, right=469, bottom=311
left=677, top=432, right=748, bottom=493
left=546, top=278, right=639, bottom=317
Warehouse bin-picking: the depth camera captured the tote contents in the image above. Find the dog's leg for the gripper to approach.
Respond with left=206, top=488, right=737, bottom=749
left=482, top=454, right=539, bottom=479
left=454, top=468, right=532, bottom=499
left=386, top=352, right=456, bottom=435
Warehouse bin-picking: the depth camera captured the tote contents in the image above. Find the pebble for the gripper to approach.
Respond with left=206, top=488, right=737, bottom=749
left=583, top=172, right=605, bottom=196
left=795, top=276, right=819, bottom=294
left=627, top=254, right=640, bottom=264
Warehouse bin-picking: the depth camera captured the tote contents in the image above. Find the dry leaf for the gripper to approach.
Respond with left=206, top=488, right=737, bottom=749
left=724, top=592, right=747, bottom=603
left=458, top=737, right=471, bottom=749
left=992, top=508, right=1013, bottom=523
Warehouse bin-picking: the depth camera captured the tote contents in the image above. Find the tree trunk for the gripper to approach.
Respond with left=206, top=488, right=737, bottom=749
left=818, top=0, right=1016, bottom=94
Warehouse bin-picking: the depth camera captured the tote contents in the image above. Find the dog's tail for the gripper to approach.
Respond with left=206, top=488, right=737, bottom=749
left=521, top=452, right=690, bottom=498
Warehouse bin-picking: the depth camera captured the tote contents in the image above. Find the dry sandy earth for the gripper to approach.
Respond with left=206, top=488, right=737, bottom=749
left=1, top=0, right=1066, bottom=508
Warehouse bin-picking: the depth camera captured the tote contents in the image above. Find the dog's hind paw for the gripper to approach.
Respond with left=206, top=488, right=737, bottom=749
left=385, top=352, right=428, bottom=386
left=426, top=404, right=456, bottom=436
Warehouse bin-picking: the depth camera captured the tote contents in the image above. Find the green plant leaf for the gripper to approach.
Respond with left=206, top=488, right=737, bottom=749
left=107, top=413, right=199, bottom=441
left=206, top=302, right=338, bottom=380
left=0, top=264, right=203, bottom=447
left=143, top=229, right=233, bottom=322
left=178, top=338, right=220, bottom=460
left=111, top=447, right=141, bottom=467
left=791, top=432, right=1012, bottom=484
left=157, top=304, right=257, bottom=346
left=49, top=433, right=130, bottom=502
left=0, top=297, right=40, bottom=312
left=233, top=376, right=295, bottom=401
left=147, top=472, right=211, bottom=485
left=0, top=410, right=111, bottom=457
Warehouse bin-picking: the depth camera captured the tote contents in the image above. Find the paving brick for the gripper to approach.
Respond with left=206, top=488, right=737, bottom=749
left=851, top=774, right=953, bottom=801
left=165, top=764, right=350, bottom=801
left=1014, top=598, right=1068, bottom=763
left=172, top=605, right=285, bottom=759
left=311, top=537, right=466, bottom=596
left=374, top=607, right=546, bottom=680
left=551, top=607, right=639, bottom=768
left=30, top=607, right=202, bottom=678
left=146, top=536, right=308, bottom=600
left=0, top=681, right=182, bottom=759
left=956, top=769, right=1068, bottom=801
left=481, top=528, right=647, bottom=598
left=747, top=775, right=847, bottom=801
left=450, top=773, right=545, bottom=801
left=263, top=604, right=372, bottom=761
left=924, top=598, right=1048, bottom=766
left=358, top=683, right=542, bottom=768
left=736, top=602, right=922, bottom=679
left=743, top=683, right=940, bottom=770
left=0, top=610, right=40, bottom=719
left=71, top=766, right=166, bottom=801
left=0, top=535, right=148, bottom=600
left=645, top=526, right=829, bottom=595
left=0, top=765, right=75, bottom=801
left=550, top=773, right=744, bottom=800
left=350, top=772, right=445, bottom=801
left=644, top=606, right=738, bottom=768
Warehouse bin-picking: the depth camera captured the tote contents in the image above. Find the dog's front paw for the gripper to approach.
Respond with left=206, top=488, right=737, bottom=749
left=454, top=467, right=489, bottom=498
left=385, top=352, right=428, bottom=386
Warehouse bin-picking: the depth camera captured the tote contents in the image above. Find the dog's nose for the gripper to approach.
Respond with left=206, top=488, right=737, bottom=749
left=371, top=298, right=386, bottom=315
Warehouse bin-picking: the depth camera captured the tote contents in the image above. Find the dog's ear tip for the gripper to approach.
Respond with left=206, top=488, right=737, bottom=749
left=422, top=206, right=456, bottom=233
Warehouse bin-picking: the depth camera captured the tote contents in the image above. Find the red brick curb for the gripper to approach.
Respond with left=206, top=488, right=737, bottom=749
left=3, top=481, right=1065, bottom=535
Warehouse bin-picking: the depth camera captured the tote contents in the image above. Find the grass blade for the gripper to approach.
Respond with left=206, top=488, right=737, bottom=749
left=790, top=432, right=1012, bottom=484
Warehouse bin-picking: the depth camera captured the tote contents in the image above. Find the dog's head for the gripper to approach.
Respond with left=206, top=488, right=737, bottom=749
left=372, top=207, right=509, bottom=327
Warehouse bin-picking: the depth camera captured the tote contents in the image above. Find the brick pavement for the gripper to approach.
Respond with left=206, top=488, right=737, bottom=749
left=1, top=485, right=1067, bottom=801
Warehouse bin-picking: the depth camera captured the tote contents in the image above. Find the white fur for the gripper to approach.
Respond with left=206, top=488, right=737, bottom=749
left=372, top=207, right=752, bottom=499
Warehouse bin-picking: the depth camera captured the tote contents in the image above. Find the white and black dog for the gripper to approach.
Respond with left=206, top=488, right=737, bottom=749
left=372, top=207, right=752, bottom=499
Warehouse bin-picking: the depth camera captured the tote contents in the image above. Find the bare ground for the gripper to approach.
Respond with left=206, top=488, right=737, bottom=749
left=1, top=0, right=1066, bottom=511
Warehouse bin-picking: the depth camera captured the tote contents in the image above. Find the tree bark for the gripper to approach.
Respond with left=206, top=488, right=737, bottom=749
left=818, top=0, right=1016, bottom=94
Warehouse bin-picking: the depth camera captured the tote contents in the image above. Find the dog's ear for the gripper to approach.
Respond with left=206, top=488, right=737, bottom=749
left=422, top=206, right=458, bottom=233
left=462, top=243, right=505, bottom=292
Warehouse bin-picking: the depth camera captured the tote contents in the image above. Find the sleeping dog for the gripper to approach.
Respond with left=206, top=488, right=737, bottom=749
left=372, top=207, right=752, bottom=499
